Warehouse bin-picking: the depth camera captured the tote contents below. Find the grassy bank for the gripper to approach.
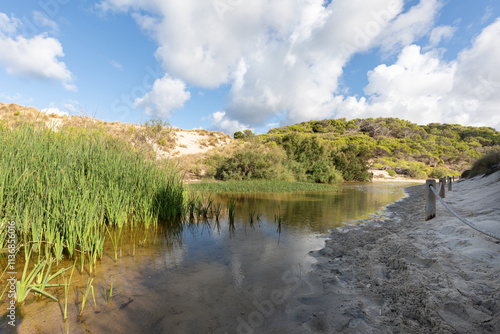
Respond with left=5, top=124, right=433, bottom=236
left=188, top=180, right=339, bottom=193
left=0, top=120, right=185, bottom=264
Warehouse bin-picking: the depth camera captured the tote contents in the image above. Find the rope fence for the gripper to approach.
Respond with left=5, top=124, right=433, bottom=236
left=424, top=177, right=500, bottom=241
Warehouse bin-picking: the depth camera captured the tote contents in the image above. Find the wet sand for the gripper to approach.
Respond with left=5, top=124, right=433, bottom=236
left=294, top=171, right=500, bottom=333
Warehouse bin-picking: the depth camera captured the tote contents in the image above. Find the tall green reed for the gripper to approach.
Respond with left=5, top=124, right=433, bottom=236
left=0, top=120, right=185, bottom=270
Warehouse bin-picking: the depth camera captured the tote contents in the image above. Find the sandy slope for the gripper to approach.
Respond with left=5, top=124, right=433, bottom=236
left=0, top=102, right=232, bottom=160
left=169, top=130, right=231, bottom=157
left=293, top=172, right=500, bottom=333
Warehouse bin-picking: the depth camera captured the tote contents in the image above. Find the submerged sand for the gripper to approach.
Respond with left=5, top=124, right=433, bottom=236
left=294, top=171, right=500, bottom=333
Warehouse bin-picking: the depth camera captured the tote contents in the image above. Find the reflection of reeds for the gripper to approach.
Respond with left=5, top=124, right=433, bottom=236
left=275, top=205, right=283, bottom=242
left=199, top=195, right=213, bottom=220
left=213, top=203, right=222, bottom=223
left=186, top=193, right=199, bottom=221
left=228, top=198, right=236, bottom=225
left=249, top=209, right=256, bottom=227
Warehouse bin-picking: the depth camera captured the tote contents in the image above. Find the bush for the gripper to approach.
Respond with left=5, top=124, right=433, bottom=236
left=308, top=160, right=343, bottom=184
left=212, top=144, right=290, bottom=181
left=461, top=169, right=472, bottom=179
left=467, top=150, right=500, bottom=178
left=406, top=161, right=428, bottom=179
left=387, top=169, right=397, bottom=177
left=429, top=167, right=449, bottom=179
left=331, top=144, right=372, bottom=181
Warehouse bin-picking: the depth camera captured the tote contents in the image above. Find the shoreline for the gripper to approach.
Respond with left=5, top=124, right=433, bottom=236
left=293, top=172, right=500, bottom=333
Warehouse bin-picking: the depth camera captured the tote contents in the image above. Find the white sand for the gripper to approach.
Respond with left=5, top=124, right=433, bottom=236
left=159, top=130, right=232, bottom=158
left=292, top=171, right=500, bottom=333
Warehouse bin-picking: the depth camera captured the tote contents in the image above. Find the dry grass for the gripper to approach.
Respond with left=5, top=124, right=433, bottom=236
left=0, top=102, right=233, bottom=173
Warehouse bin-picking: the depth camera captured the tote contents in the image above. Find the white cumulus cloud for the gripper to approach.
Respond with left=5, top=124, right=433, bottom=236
left=209, top=111, right=250, bottom=134
left=134, top=75, right=190, bottom=118
left=0, top=12, right=75, bottom=91
left=98, top=0, right=499, bottom=130
left=336, top=18, right=500, bottom=130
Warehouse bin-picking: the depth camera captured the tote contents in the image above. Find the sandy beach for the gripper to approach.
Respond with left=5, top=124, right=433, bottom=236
left=295, top=171, right=500, bottom=333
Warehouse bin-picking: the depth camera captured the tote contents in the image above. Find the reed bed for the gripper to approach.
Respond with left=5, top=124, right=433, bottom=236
left=0, top=120, right=185, bottom=267
left=188, top=180, right=338, bottom=193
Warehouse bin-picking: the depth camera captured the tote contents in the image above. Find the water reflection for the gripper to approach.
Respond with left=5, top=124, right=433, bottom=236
left=214, top=182, right=414, bottom=233
left=4, top=182, right=417, bottom=334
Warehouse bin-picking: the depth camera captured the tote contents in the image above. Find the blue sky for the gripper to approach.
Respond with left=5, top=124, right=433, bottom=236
left=0, top=0, right=499, bottom=133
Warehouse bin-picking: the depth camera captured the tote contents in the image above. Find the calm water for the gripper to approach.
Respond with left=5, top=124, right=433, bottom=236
left=5, top=182, right=418, bottom=334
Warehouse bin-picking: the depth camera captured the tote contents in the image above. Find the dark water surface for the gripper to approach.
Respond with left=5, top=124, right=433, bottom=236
left=7, top=182, right=418, bottom=334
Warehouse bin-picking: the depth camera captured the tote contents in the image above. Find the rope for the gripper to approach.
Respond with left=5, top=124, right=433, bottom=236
left=429, top=185, right=500, bottom=241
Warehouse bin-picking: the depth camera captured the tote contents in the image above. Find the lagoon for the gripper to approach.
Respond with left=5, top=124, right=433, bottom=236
left=5, top=182, right=417, bottom=334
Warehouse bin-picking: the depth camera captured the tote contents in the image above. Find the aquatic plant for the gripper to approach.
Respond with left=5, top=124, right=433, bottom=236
left=228, top=198, right=236, bottom=224
left=199, top=195, right=213, bottom=221
left=79, top=277, right=96, bottom=316
left=104, top=282, right=114, bottom=304
left=63, top=260, right=77, bottom=320
left=186, top=193, right=199, bottom=221
left=0, top=265, right=9, bottom=301
left=249, top=209, right=257, bottom=228
left=212, top=203, right=222, bottom=223
left=275, top=205, right=283, bottom=235
left=189, top=180, right=337, bottom=193
left=16, top=249, right=69, bottom=304
left=0, top=120, right=185, bottom=271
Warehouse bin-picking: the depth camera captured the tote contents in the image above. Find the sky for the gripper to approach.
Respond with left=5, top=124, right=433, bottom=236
left=0, top=0, right=499, bottom=134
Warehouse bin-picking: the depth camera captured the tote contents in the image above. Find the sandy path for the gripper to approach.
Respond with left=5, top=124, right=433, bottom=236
left=292, top=172, right=500, bottom=333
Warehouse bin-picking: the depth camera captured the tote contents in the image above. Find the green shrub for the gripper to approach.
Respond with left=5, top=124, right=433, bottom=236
left=145, top=118, right=169, bottom=137
left=387, top=169, right=397, bottom=177
left=429, top=167, right=449, bottom=179
left=467, top=150, right=500, bottom=177
left=212, top=144, right=289, bottom=181
left=308, top=160, right=343, bottom=184
left=406, top=161, right=428, bottom=179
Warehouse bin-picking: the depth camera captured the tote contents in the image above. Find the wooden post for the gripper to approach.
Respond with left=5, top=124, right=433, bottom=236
left=447, top=176, right=452, bottom=191
left=425, top=179, right=437, bottom=221
left=439, top=178, right=446, bottom=198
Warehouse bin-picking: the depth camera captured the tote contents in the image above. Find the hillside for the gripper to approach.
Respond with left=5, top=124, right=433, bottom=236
left=262, top=117, right=500, bottom=178
left=0, top=102, right=232, bottom=162
left=2, top=102, right=498, bottom=183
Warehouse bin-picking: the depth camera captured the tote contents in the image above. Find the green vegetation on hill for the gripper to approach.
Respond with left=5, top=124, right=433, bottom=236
left=226, top=117, right=500, bottom=182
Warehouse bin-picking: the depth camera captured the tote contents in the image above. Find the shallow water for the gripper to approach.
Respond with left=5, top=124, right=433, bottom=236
left=0, top=182, right=417, bottom=333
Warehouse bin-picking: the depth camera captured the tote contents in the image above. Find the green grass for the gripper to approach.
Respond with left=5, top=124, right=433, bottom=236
left=0, top=120, right=185, bottom=266
left=188, top=180, right=339, bottom=193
